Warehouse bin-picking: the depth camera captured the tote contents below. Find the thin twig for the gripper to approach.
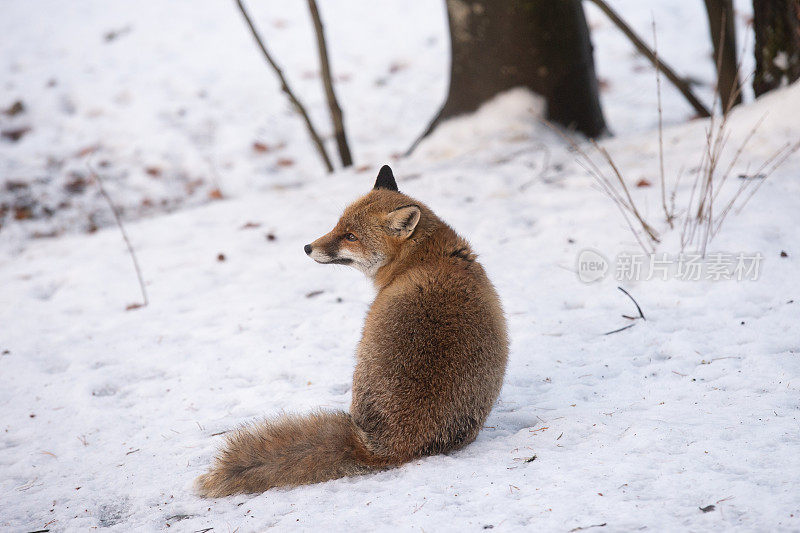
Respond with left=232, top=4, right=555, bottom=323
left=405, top=102, right=444, bottom=156
left=570, top=522, right=607, bottom=532
left=588, top=0, right=711, bottom=117
left=734, top=141, right=800, bottom=214
left=88, top=164, right=148, bottom=309
left=618, top=286, right=646, bottom=321
left=591, top=140, right=661, bottom=243
left=544, top=120, right=655, bottom=253
left=712, top=112, right=766, bottom=203
left=652, top=18, right=672, bottom=227
left=546, top=121, right=645, bottom=247
left=680, top=38, right=761, bottom=255
left=690, top=19, right=751, bottom=249
left=307, top=0, right=352, bottom=167
left=519, top=143, right=551, bottom=191
left=235, top=0, right=334, bottom=172
left=603, top=323, right=636, bottom=336
left=580, top=160, right=653, bottom=253
left=688, top=96, right=730, bottom=255
left=604, top=287, right=645, bottom=335
left=681, top=130, right=709, bottom=249
left=670, top=164, right=684, bottom=220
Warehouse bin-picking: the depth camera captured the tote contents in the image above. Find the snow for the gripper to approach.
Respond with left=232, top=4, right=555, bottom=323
left=0, top=0, right=447, bottom=243
left=2, top=0, right=800, bottom=531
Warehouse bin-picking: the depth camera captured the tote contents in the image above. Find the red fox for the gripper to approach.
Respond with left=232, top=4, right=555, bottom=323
left=195, top=166, right=508, bottom=497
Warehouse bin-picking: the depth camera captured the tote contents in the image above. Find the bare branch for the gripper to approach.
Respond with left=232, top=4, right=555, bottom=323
left=603, top=287, right=645, bottom=335
left=617, top=286, right=646, bottom=321
left=590, top=139, right=661, bottom=243
left=88, top=164, right=148, bottom=310
left=587, top=0, right=711, bottom=118
left=544, top=120, right=656, bottom=253
left=307, top=0, right=353, bottom=167
left=603, top=323, right=636, bottom=335
left=235, top=0, right=334, bottom=173
left=713, top=113, right=766, bottom=203
left=734, top=141, right=800, bottom=214
left=652, top=18, right=672, bottom=227
left=405, top=103, right=444, bottom=157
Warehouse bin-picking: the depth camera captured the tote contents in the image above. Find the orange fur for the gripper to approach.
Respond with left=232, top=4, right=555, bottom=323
left=195, top=167, right=508, bottom=497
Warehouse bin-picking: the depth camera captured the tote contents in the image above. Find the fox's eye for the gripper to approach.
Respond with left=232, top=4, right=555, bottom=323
left=344, top=233, right=358, bottom=242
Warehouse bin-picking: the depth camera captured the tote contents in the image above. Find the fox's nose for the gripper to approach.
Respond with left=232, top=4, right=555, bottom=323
left=304, top=244, right=312, bottom=255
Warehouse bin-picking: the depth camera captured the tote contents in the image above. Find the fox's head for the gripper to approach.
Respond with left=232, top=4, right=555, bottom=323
left=304, top=165, right=425, bottom=278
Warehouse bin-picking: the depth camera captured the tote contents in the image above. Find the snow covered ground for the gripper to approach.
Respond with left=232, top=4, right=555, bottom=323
left=2, top=1, right=800, bottom=531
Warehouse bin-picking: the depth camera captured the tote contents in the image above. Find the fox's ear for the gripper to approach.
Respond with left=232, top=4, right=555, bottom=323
left=385, top=205, right=420, bottom=238
left=373, top=165, right=398, bottom=191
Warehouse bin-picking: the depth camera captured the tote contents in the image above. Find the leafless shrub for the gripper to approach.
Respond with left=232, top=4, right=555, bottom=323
left=560, top=21, right=799, bottom=256
left=545, top=121, right=658, bottom=254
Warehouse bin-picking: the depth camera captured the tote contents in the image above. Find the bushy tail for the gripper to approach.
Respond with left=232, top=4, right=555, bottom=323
left=195, top=410, right=386, bottom=497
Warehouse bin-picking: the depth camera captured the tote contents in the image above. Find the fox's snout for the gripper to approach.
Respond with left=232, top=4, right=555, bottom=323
left=303, top=237, right=336, bottom=262
left=304, top=236, right=355, bottom=267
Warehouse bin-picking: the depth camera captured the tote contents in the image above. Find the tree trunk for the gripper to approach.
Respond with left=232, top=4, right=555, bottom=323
left=703, top=0, right=742, bottom=110
left=752, top=0, right=800, bottom=97
left=415, top=0, right=606, bottom=148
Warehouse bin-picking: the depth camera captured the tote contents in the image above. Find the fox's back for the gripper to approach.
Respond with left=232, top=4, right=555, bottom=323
left=352, top=226, right=508, bottom=460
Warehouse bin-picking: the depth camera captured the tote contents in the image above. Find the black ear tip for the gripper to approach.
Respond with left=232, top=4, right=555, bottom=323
left=373, top=164, right=399, bottom=191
